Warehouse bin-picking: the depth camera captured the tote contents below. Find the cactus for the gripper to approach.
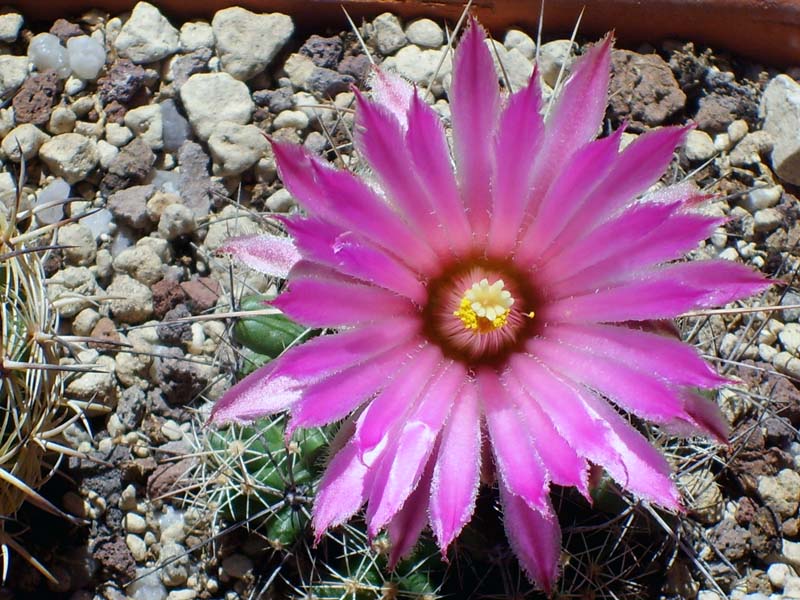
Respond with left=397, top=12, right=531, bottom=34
left=0, top=166, right=94, bottom=583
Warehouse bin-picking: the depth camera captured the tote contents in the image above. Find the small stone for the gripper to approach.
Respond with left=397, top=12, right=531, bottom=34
left=180, top=72, right=254, bottom=141
left=125, top=512, right=147, bottom=534
left=107, top=274, right=154, bottom=324
left=97, top=58, right=147, bottom=105
left=179, top=21, right=214, bottom=52
left=28, top=33, right=70, bottom=78
left=72, top=308, right=100, bottom=336
left=152, top=278, right=187, bottom=319
left=124, top=104, right=163, bottom=150
left=786, top=539, right=800, bottom=569
left=781, top=322, right=800, bottom=355
left=167, top=590, right=197, bottom=600
left=0, top=11, right=23, bottom=43
left=105, top=122, right=134, bottom=147
left=742, top=185, right=782, bottom=212
left=490, top=42, right=533, bottom=93
left=0, top=55, right=29, bottom=98
left=161, top=419, right=183, bottom=441
left=266, top=188, right=294, bottom=212
left=114, top=1, right=180, bottom=64
left=66, top=355, right=116, bottom=402
left=273, top=109, right=309, bottom=130
left=786, top=577, right=800, bottom=599
left=180, top=277, right=219, bottom=314
left=728, top=119, right=749, bottom=145
left=39, top=133, right=99, bottom=184
left=212, top=7, right=293, bottom=81
left=284, top=52, right=315, bottom=90
left=59, top=222, right=97, bottom=266
left=48, top=106, right=77, bottom=135
left=177, top=141, right=220, bottom=216
left=753, top=207, right=783, bottom=234
left=33, top=177, right=68, bottom=225
left=13, top=70, right=60, bottom=126
left=67, top=36, right=106, bottom=80
left=125, top=533, right=147, bottom=561
left=405, top=18, right=444, bottom=49
left=306, top=66, right=355, bottom=98
left=113, top=245, right=163, bottom=285
left=208, top=122, right=267, bottom=176
left=146, top=191, right=180, bottom=222
left=49, top=18, right=82, bottom=42
left=768, top=563, right=794, bottom=590
left=761, top=75, right=800, bottom=185
left=538, top=40, right=573, bottom=88
left=107, top=184, right=154, bottom=230
left=371, top=12, right=406, bottom=56
left=101, top=137, right=156, bottom=194
left=730, top=130, right=774, bottom=168
left=338, top=54, right=371, bottom=84
left=682, top=130, right=716, bottom=163
left=383, top=45, right=452, bottom=97
left=299, top=34, right=342, bottom=69
left=158, top=203, right=195, bottom=240
left=168, top=47, right=211, bottom=91
left=221, top=554, right=253, bottom=579
left=160, top=99, right=190, bottom=152
left=2, top=123, right=50, bottom=161
left=97, top=139, right=119, bottom=169
left=609, top=49, right=686, bottom=130
left=504, top=29, right=535, bottom=59
left=758, top=468, right=800, bottom=519
left=697, top=591, right=722, bottom=600
left=679, top=468, right=724, bottom=524
left=159, top=541, right=189, bottom=587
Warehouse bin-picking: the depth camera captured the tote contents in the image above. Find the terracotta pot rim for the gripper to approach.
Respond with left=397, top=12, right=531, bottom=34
left=8, top=0, right=800, bottom=65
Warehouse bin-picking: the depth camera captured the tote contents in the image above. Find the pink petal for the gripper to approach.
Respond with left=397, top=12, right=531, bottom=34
left=535, top=35, right=612, bottom=188
left=480, top=369, right=550, bottom=513
left=529, top=337, right=690, bottom=423
left=272, top=141, right=439, bottom=274
left=510, top=355, right=680, bottom=508
left=430, top=382, right=481, bottom=551
left=313, top=434, right=370, bottom=539
left=579, top=386, right=682, bottom=508
left=665, top=391, right=729, bottom=442
left=218, top=233, right=300, bottom=278
left=368, top=67, right=415, bottom=130
left=366, top=361, right=465, bottom=535
left=508, top=356, right=628, bottom=476
left=543, top=261, right=768, bottom=324
left=274, top=318, right=418, bottom=381
left=487, top=73, right=545, bottom=254
left=210, top=360, right=301, bottom=424
left=387, top=454, right=434, bottom=568
left=289, top=339, right=422, bottom=430
left=355, top=344, right=444, bottom=456
left=517, top=130, right=622, bottom=262
left=449, top=17, right=501, bottom=238
left=273, top=276, right=416, bottom=328
left=284, top=216, right=426, bottom=301
left=543, top=202, right=722, bottom=291
left=331, top=232, right=427, bottom=302
left=353, top=91, right=452, bottom=257
left=406, top=93, right=472, bottom=253
left=542, top=323, right=725, bottom=389
left=499, top=477, right=560, bottom=592
left=503, top=376, right=588, bottom=494
left=550, top=125, right=690, bottom=249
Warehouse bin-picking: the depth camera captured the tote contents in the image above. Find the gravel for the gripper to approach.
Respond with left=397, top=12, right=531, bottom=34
left=3, top=4, right=799, bottom=599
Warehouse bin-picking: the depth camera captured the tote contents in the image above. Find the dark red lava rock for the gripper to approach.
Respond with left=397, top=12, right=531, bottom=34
left=12, top=70, right=61, bottom=126
left=152, top=277, right=187, bottom=320
left=608, top=49, right=686, bottom=131
left=98, top=59, right=148, bottom=106
left=49, top=18, right=83, bottom=41
left=180, top=277, right=220, bottom=314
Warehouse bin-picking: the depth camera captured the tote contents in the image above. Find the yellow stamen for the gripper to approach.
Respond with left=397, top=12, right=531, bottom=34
left=454, top=278, right=516, bottom=334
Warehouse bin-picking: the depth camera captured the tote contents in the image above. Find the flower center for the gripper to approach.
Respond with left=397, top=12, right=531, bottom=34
left=422, top=258, right=540, bottom=365
left=454, top=278, right=515, bottom=333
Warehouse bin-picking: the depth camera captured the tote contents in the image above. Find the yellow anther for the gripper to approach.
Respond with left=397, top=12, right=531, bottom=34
left=454, top=278, right=515, bottom=334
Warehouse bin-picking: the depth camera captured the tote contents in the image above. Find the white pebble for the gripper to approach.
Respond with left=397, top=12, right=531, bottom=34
left=67, top=35, right=107, bottom=80
left=35, top=178, right=70, bottom=225
left=28, top=33, right=71, bottom=78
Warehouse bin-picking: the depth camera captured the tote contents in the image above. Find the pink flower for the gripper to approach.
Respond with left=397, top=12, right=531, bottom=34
left=212, top=18, right=768, bottom=591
